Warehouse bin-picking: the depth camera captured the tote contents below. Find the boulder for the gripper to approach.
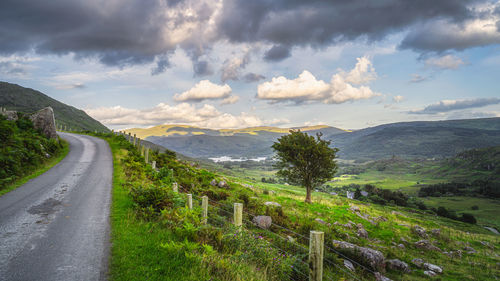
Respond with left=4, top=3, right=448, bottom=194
left=414, top=240, right=441, bottom=252
left=252, top=215, right=272, bottom=229
left=331, top=240, right=385, bottom=271
left=210, top=179, right=218, bottom=186
left=464, top=246, right=476, bottom=254
left=386, top=259, right=410, bottom=273
left=218, top=180, right=229, bottom=188
left=424, top=270, right=437, bottom=277
left=431, top=229, right=441, bottom=236
left=264, top=201, right=281, bottom=208
left=397, top=244, right=405, bottom=249
left=2, top=110, right=18, bottom=121
left=360, top=191, right=369, bottom=197
left=412, top=225, right=428, bottom=238
left=349, top=205, right=360, bottom=212
left=344, top=259, right=355, bottom=272
left=357, top=228, right=369, bottom=239
left=30, top=107, right=57, bottom=139
left=374, top=272, right=392, bottom=281
left=423, top=263, right=443, bottom=274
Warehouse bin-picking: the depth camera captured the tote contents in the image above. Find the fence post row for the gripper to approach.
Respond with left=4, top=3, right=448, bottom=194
left=309, top=231, right=324, bottom=281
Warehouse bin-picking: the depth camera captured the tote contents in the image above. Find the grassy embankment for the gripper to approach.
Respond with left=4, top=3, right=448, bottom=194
left=102, top=132, right=499, bottom=280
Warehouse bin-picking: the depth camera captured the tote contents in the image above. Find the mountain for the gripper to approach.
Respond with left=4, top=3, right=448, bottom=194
left=0, top=81, right=109, bottom=132
left=126, top=118, right=500, bottom=161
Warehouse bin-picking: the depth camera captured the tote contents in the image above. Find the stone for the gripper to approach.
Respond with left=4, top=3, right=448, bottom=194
left=424, top=270, right=437, bottom=277
left=431, top=229, right=441, bottom=236
left=357, top=228, right=369, bottom=238
left=386, top=259, right=410, bottom=273
left=331, top=240, right=385, bottom=271
left=330, top=192, right=338, bottom=195
left=344, top=259, right=355, bottom=272
left=414, top=240, right=441, bottom=252
left=423, top=263, right=443, bottom=274
left=397, top=244, right=405, bottom=249
left=391, top=211, right=406, bottom=217
left=264, top=201, right=281, bottom=208
left=349, top=205, right=360, bottom=212
left=411, top=258, right=424, bottom=268
left=287, top=235, right=295, bottom=243
left=412, top=225, right=428, bottom=238
left=210, top=179, right=217, bottom=186
left=218, top=180, right=229, bottom=188
left=375, top=216, right=388, bottom=222
left=464, top=246, right=476, bottom=254
left=347, top=191, right=355, bottom=199
left=361, top=191, right=369, bottom=197
left=252, top=215, right=272, bottom=229
left=315, top=218, right=328, bottom=225
left=29, top=107, right=58, bottom=139
left=2, top=110, right=18, bottom=121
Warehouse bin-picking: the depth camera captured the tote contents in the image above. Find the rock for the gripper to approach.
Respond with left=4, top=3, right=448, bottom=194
left=464, top=246, right=476, bottom=254
left=344, top=259, right=355, bottom=272
left=29, top=107, right=57, bottom=139
left=331, top=240, right=385, bottom=271
left=210, top=179, right=217, bottom=186
left=349, top=205, right=360, bottom=212
left=414, top=240, right=441, bottom=252
left=361, top=191, right=369, bottom=197
left=217, top=180, right=229, bottom=188
left=424, top=270, right=437, bottom=277
left=397, top=244, right=405, bottom=249
left=264, top=201, right=281, bottom=208
left=252, top=215, right=272, bottom=229
left=357, top=228, right=369, bottom=238
left=412, top=225, right=428, bottom=238
left=423, top=263, right=443, bottom=274
left=375, top=216, right=388, bottom=222
left=347, top=191, right=355, bottom=199
left=315, top=218, right=328, bottom=225
left=330, top=192, right=338, bottom=195
left=400, top=237, right=409, bottom=244
left=479, top=241, right=493, bottom=249
left=391, top=211, right=405, bottom=217
left=2, top=110, right=18, bottom=121
left=411, top=258, right=424, bottom=268
left=374, top=272, right=392, bottom=281
left=287, top=235, right=295, bottom=243
left=431, top=229, right=441, bottom=236
left=386, top=259, right=410, bottom=273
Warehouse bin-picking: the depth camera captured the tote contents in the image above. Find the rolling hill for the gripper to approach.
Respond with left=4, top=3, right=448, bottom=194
left=0, top=81, right=109, bottom=132
left=126, top=118, right=500, bottom=160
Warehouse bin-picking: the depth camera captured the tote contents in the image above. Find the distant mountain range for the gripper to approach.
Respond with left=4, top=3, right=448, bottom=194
left=125, top=118, right=500, bottom=161
left=0, top=82, right=109, bottom=132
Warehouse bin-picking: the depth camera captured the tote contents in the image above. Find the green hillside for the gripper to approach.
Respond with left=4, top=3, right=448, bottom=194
left=0, top=81, right=109, bottom=132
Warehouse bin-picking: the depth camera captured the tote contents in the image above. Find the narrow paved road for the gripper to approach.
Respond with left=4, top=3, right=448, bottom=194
left=0, top=133, right=112, bottom=281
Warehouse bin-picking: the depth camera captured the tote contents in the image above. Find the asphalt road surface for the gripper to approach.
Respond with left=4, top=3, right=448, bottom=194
left=0, top=133, right=113, bottom=281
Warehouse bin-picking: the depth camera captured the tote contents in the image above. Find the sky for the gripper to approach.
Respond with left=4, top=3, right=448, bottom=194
left=1, top=0, right=499, bottom=130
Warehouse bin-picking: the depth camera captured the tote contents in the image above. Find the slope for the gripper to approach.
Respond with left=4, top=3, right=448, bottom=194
left=0, top=81, right=109, bottom=132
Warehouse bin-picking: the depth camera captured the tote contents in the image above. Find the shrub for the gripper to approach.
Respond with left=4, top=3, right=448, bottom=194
left=459, top=213, right=477, bottom=224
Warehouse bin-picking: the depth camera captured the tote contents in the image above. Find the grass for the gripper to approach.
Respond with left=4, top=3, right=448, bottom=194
left=0, top=139, right=69, bottom=197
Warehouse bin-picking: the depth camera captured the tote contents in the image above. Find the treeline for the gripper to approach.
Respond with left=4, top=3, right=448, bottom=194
left=418, top=180, right=500, bottom=198
left=0, top=114, right=64, bottom=188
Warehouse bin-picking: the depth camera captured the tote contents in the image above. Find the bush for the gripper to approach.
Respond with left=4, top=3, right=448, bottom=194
left=459, top=213, right=477, bottom=224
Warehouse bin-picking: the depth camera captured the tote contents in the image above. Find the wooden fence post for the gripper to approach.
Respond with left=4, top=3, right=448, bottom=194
left=145, top=148, right=149, bottom=163
left=202, top=196, right=208, bottom=224
left=133, top=134, right=136, bottom=146
left=172, top=182, right=178, bottom=193
left=152, top=161, right=156, bottom=170
left=234, top=203, right=243, bottom=227
left=187, top=194, right=193, bottom=209
left=309, top=231, right=324, bottom=281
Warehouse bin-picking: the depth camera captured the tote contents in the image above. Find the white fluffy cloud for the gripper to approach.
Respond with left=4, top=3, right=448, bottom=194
left=220, top=95, right=240, bottom=105
left=425, top=54, right=465, bottom=70
left=257, top=57, right=380, bottom=104
left=173, top=80, right=232, bottom=102
left=393, top=95, right=404, bottom=103
left=85, top=102, right=271, bottom=129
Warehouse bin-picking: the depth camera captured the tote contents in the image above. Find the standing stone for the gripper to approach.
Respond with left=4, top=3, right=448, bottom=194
left=29, top=107, right=57, bottom=139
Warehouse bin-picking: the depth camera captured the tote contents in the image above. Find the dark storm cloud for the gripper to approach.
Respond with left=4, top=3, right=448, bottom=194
left=0, top=0, right=489, bottom=72
left=151, top=57, right=171, bottom=76
left=409, top=98, right=500, bottom=114
left=242, top=73, right=265, bottom=83
left=264, top=45, right=291, bottom=62
left=217, top=0, right=474, bottom=46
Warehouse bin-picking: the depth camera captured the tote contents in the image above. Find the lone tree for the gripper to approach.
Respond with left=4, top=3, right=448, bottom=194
left=272, top=130, right=339, bottom=203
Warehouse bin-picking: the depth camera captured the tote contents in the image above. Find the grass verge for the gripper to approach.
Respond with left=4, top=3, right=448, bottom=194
left=0, top=139, right=69, bottom=197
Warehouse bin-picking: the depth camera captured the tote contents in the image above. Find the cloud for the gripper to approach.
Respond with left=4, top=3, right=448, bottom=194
left=257, top=57, right=380, bottom=104
left=220, top=95, right=240, bottom=105
left=173, top=80, right=232, bottom=102
left=220, top=53, right=250, bottom=82
left=409, top=98, right=500, bottom=114
left=192, top=59, right=214, bottom=77
left=242, top=72, right=265, bottom=83
left=263, top=45, right=291, bottom=62
left=425, top=54, right=465, bottom=70
left=393, top=95, right=404, bottom=103
left=446, top=110, right=500, bottom=119
left=54, top=83, right=86, bottom=90
left=401, top=2, right=500, bottom=52
left=85, top=103, right=269, bottom=129
left=0, top=61, right=26, bottom=76
left=410, top=74, right=428, bottom=83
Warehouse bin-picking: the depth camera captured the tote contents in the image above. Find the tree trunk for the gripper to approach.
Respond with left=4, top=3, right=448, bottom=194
left=305, top=186, right=312, bottom=203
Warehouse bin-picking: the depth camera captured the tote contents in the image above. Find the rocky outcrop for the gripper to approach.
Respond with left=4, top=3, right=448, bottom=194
left=30, top=107, right=57, bottom=139
left=331, top=240, right=385, bottom=271
left=386, top=259, right=410, bottom=273
left=252, top=216, right=272, bottom=229
left=1, top=110, right=18, bottom=121
left=344, top=259, right=355, bottom=272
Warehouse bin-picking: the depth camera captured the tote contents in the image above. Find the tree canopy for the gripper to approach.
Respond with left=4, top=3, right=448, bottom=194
left=272, top=130, right=339, bottom=203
